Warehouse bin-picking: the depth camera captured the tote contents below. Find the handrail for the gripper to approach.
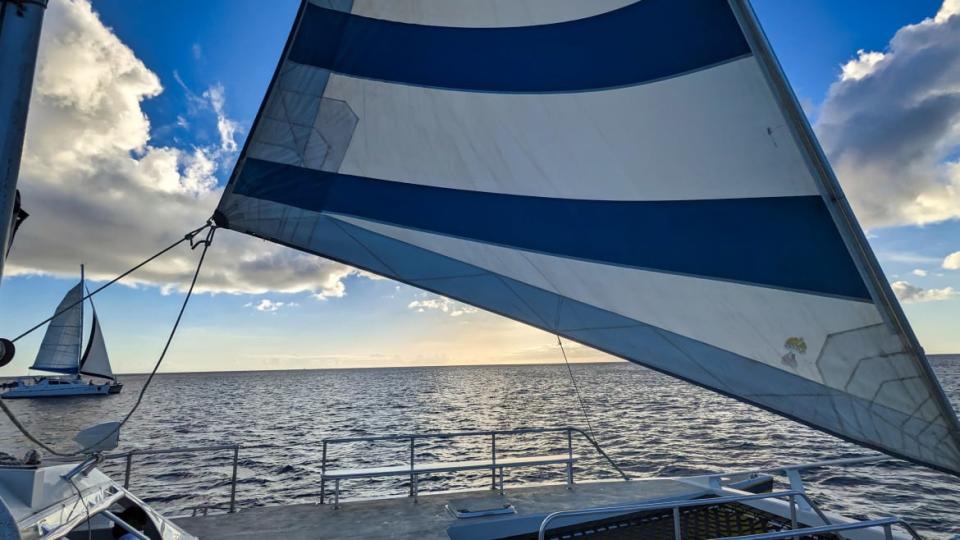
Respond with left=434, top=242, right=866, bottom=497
left=538, top=489, right=831, bottom=540
left=320, top=426, right=629, bottom=505
left=325, top=426, right=579, bottom=444
left=725, top=517, right=921, bottom=540
left=322, top=426, right=629, bottom=480
left=102, top=444, right=240, bottom=459
left=692, top=455, right=887, bottom=481
left=99, top=443, right=243, bottom=513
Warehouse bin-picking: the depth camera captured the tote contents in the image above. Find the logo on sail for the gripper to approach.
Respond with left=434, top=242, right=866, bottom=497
left=781, top=337, right=807, bottom=369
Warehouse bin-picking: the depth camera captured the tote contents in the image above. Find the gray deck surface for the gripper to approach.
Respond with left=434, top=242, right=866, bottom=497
left=174, top=479, right=706, bottom=539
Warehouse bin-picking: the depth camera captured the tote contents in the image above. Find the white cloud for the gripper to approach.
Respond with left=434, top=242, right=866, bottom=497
left=202, top=83, right=239, bottom=153
left=840, top=49, right=886, bottom=82
left=816, top=2, right=960, bottom=229
left=944, top=251, right=960, bottom=269
left=246, top=298, right=297, bottom=312
left=408, top=296, right=478, bottom=317
left=912, top=268, right=929, bottom=277
left=7, top=0, right=357, bottom=299
left=936, top=0, right=960, bottom=23
left=891, top=280, right=957, bottom=303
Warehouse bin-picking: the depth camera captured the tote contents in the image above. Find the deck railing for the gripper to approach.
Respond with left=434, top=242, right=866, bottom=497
left=319, top=426, right=630, bottom=504
left=537, top=488, right=921, bottom=540
left=101, top=444, right=242, bottom=514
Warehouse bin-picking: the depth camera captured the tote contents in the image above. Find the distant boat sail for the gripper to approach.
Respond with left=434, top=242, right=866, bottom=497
left=79, top=313, right=114, bottom=381
left=31, top=283, right=84, bottom=374
left=3, top=266, right=121, bottom=398
left=214, top=0, right=960, bottom=475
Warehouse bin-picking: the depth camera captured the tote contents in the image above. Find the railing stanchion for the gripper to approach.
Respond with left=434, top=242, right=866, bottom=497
left=672, top=506, right=682, bottom=540
left=491, top=433, right=497, bottom=491
left=567, top=429, right=574, bottom=485
left=123, top=452, right=133, bottom=489
left=229, top=445, right=239, bottom=513
left=789, top=494, right=798, bottom=540
left=320, top=441, right=328, bottom=505
left=883, top=524, right=893, bottom=540
left=409, top=437, right=415, bottom=497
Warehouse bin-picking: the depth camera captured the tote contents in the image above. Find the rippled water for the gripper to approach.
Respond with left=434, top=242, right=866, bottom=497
left=2, top=358, right=959, bottom=538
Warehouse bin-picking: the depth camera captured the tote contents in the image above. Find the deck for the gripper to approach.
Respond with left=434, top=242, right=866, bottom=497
left=174, top=478, right=711, bottom=539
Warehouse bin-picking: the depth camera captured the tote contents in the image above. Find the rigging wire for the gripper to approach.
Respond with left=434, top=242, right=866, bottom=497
left=9, top=223, right=211, bottom=344
left=0, top=224, right=216, bottom=458
left=557, top=335, right=598, bottom=443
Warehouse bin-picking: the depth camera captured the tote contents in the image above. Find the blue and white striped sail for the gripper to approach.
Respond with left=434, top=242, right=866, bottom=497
left=217, top=0, right=960, bottom=475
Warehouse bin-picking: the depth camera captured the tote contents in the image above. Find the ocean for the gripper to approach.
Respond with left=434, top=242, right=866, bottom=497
left=2, top=358, right=959, bottom=538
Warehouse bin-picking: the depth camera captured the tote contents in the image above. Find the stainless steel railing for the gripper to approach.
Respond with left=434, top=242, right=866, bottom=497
left=101, top=444, right=242, bottom=514
left=537, top=489, right=922, bottom=540
left=319, top=426, right=630, bottom=504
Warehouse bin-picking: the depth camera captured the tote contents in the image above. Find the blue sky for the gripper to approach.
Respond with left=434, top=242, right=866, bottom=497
left=2, top=0, right=960, bottom=375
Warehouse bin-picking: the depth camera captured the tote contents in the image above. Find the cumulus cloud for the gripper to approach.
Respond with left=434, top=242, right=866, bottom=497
left=408, top=296, right=478, bottom=317
left=245, top=298, right=297, bottom=312
left=912, top=268, right=928, bottom=277
left=7, top=0, right=356, bottom=298
left=839, top=50, right=886, bottom=82
left=944, top=251, right=960, bottom=270
left=891, top=280, right=957, bottom=303
left=816, top=3, right=960, bottom=228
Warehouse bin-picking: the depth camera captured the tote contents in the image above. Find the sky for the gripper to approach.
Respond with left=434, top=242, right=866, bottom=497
left=1, top=0, right=960, bottom=375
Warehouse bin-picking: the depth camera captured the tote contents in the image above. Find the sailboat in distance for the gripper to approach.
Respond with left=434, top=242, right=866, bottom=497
left=2, top=265, right=122, bottom=398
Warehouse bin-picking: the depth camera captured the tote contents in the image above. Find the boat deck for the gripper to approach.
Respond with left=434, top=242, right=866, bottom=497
left=174, top=478, right=710, bottom=540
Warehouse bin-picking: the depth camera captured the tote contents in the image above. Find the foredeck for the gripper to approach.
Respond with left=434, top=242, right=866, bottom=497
left=173, top=478, right=707, bottom=540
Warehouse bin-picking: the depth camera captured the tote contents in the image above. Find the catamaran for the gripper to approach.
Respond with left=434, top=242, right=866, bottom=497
left=1, top=266, right=122, bottom=399
left=1, top=0, right=959, bottom=538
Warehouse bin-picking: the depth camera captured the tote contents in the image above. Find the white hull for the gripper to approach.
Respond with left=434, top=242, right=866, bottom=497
left=1, top=376, right=121, bottom=399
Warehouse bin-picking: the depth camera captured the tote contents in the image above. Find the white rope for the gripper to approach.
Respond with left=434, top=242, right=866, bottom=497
left=557, top=335, right=598, bottom=442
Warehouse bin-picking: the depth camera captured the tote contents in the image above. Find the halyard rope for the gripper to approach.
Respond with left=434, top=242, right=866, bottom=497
left=557, top=335, right=599, bottom=443
left=0, top=224, right=215, bottom=457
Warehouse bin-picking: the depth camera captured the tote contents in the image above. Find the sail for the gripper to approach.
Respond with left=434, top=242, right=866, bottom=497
left=79, top=313, right=114, bottom=380
left=215, top=0, right=960, bottom=475
left=31, top=283, right=83, bottom=374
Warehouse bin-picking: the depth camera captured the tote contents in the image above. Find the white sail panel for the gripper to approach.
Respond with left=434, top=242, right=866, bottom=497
left=216, top=0, right=960, bottom=475
left=79, top=314, right=113, bottom=380
left=31, top=283, right=82, bottom=374
left=343, top=0, right=637, bottom=27
left=322, top=59, right=817, bottom=201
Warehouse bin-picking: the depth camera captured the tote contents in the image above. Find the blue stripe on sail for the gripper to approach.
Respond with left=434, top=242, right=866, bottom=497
left=216, top=208, right=960, bottom=476
left=231, top=159, right=871, bottom=300
left=288, top=0, right=751, bottom=93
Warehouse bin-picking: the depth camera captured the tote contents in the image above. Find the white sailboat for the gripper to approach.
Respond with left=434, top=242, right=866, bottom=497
left=2, top=265, right=122, bottom=398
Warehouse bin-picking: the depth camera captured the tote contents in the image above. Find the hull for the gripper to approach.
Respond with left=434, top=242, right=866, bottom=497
left=1, top=377, right=120, bottom=399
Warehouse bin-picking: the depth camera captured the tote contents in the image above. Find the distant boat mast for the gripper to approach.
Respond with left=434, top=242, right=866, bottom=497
left=0, top=0, right=48, bottom=282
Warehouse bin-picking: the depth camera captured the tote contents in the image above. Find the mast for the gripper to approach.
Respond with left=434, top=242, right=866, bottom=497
left=0, top=0, right=48, bottom=282
left=78, top=263, right=84, bottom=373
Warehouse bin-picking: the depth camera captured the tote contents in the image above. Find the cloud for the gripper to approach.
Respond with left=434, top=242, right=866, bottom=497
left=408, top=296, right=478, bottom=317
left=891, top=280, right=957, bottom=303
left=944, top=251, right=960, bottom=269
left=816, top=3, right=960, bottom=229
left=840, top=49, right=886, bottom=82
left=912, top=268, right=928, bottom=277
left=7, top=0, right=357, bottom=299
left=202, top=83, right=239, bottom=153
left=245, top=298, right=297, bottom=312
